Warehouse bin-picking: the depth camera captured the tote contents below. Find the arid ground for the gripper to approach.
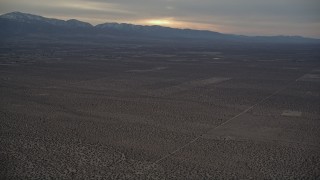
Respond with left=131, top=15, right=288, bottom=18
left=1, top=39, right=320, bottom=179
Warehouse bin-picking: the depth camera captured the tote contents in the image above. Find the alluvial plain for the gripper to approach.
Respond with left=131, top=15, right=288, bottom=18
left=0, top=39, right=320, bottom=179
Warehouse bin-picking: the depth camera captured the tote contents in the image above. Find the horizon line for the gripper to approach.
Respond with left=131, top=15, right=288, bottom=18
left=1, top=11, right=319, bottom=39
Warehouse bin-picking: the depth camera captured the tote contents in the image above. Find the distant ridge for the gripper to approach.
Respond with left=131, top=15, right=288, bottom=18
left=0, top=12, right=92, bottom=28
left=0, top=11, right=319, bottom=43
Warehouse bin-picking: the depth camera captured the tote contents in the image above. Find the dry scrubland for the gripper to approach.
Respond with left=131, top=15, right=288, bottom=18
left=0, top=40, right=320, bottom=179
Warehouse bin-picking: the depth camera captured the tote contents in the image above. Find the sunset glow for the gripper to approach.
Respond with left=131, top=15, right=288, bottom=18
left=145, top=19, right=172, bottom=26
left=0, top=0, right=319, bottom=37
left=137, top=18, right=222, bottom=33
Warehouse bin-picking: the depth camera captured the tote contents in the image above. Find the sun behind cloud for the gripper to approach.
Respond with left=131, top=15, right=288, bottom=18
left=137, top=18, right=222, bottom=33
left=145, top=19, right=172, bottom=26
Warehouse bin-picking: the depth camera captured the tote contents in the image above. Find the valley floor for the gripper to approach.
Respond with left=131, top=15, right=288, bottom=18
left=1, top=40, right=320, bottom=179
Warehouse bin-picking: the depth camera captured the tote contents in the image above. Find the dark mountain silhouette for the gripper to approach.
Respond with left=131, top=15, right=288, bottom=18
left=0, top=12, right=319, bottom=43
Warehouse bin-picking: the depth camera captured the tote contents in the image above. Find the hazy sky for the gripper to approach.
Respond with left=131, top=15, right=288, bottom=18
left=0, top=0, right=319, bottom=37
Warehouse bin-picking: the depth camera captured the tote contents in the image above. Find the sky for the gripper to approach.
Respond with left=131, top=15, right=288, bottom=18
left=0, top=0, right=319, bottom=38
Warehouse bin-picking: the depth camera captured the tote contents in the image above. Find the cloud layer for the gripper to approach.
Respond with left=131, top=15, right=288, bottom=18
left=1, top=0, right=319, bottom=37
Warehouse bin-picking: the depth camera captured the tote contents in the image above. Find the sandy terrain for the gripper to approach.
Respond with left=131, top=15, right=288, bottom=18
left=0, top=40, right=320, bottom=179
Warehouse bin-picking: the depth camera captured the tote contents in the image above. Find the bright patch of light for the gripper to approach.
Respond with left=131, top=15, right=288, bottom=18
left=137, top=18, right=222, bottom=32
left=146, top=19, right=172, bottom=26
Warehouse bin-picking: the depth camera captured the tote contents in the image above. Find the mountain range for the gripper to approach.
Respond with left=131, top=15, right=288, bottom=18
left=0, top=11, right=319, bottom=43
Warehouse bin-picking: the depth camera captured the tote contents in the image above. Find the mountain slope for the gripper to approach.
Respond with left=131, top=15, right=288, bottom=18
left=1, top=12, right=92, bottom=28
left=0, top=12, right=319, bottom=43
left=0, top=12, right=93, bottom=35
